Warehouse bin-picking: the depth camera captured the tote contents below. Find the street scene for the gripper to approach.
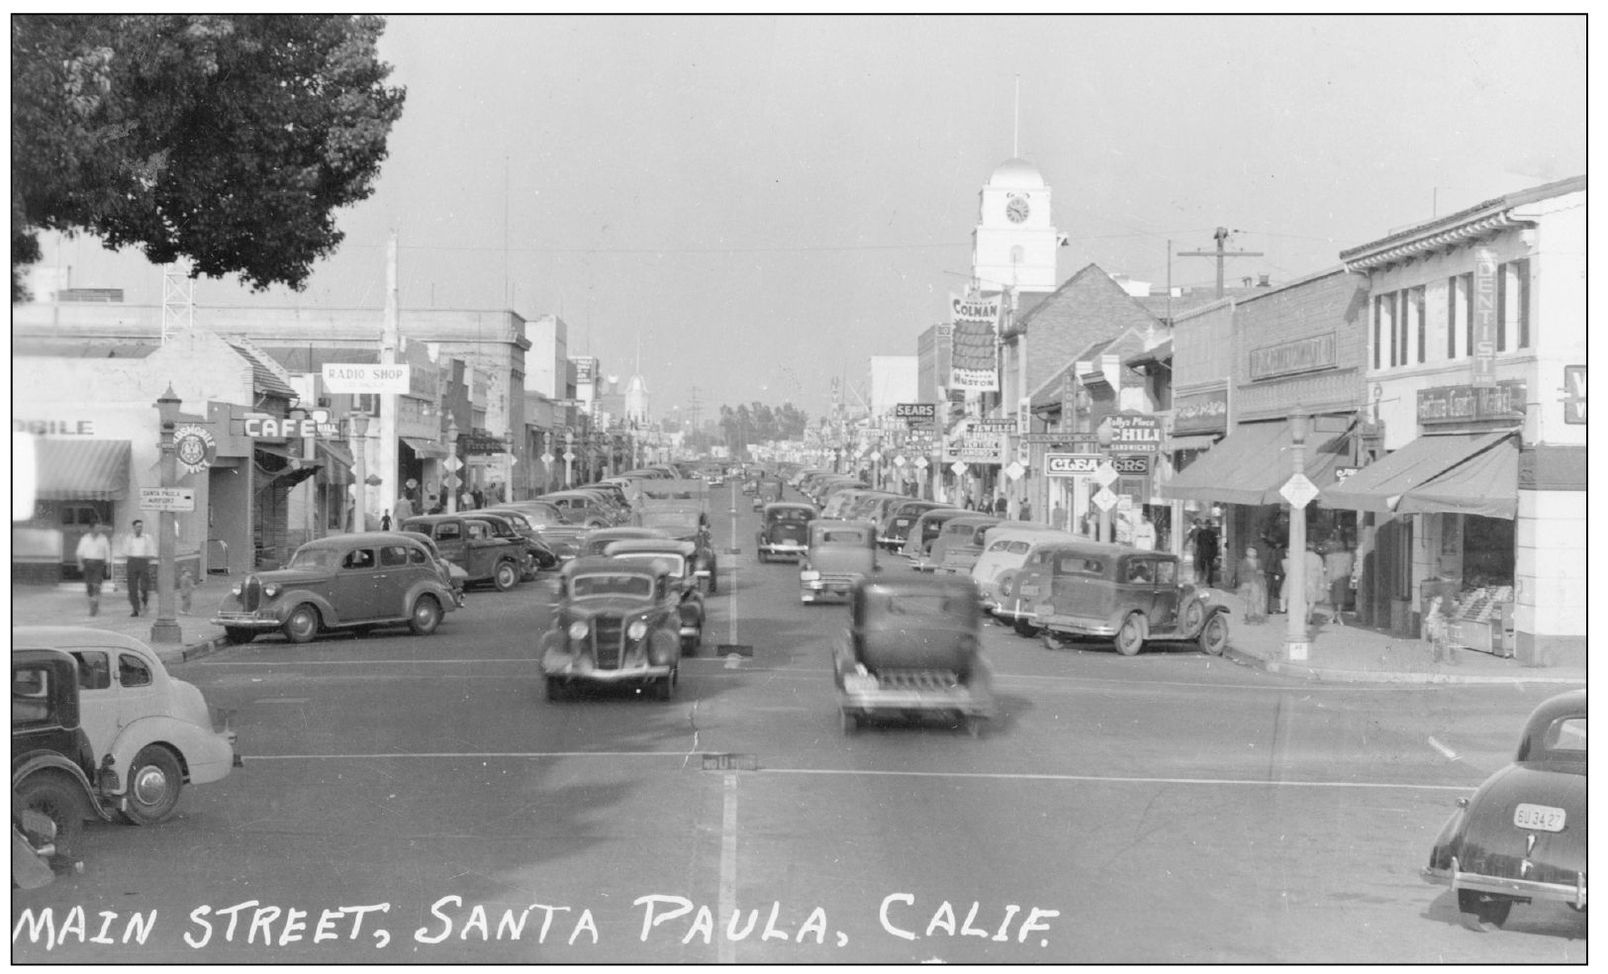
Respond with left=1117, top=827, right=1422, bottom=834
left=11, top=14, right=1587, bottom=967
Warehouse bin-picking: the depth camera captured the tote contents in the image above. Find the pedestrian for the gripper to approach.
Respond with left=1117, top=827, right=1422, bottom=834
left=178, top=568, right=196, bottom=615
left=1050, top=501, right=1067, bottom=532
left=459, top=486, right=474, bottom=510
left=471, top=485, right=485, bottom=510
left=1133, top=512, right=1157, bottom=550
left=993, top=494, right=1008, bottom=516
left=1423, top=594, right=1458, bottom=665
left=123, top=518, right=157, bottom=616
left=1304, top=542, right=1327, bottom=625
left=1264, top=539, right=1285, bottom=615
left=1325, top=539, right=1354, bottom=624
left=1237, top=546, right=1267, bottom=624
left=75, top=521, right=111, bottom=616
left=380, top=509, right=392, bottom=531
left=1193, top=519, right=1219, bottom=587
left=1018, top=499, right=1032, bottom=521
left=394, top=494, right=414, bottom=522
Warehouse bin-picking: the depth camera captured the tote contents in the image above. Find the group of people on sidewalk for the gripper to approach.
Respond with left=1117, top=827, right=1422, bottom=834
left=1236, top=539, right=1354, bottom=626
left=73, top=518, right=193, bottom=617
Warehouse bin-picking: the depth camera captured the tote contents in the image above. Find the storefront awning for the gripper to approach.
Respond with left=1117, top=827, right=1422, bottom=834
left=33, top=439, right=130, bottom=501
left=254, top=444, right=322, bottom=487
left=1167, top=433, right=1221, bottom=452
left=1160, top=419, right=1349, bottom=507
left=316, top=440, right=355, bottom=485
left=400, top=436, right=449, bottom=460
left=1319, top=431, right=1513, bottom=514
left=1396, top=434, right=1519, bottom=519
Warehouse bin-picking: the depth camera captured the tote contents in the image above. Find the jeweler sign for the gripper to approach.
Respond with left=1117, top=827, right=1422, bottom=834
left=322, top=363, right=411, bottom=394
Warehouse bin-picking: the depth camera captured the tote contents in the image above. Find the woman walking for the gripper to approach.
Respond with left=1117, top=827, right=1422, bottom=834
left=1236, top=546, right=1268, bottom=624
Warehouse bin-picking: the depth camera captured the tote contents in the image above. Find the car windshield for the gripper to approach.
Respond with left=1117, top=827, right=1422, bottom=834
left=571, top=573, right=653, bottom=598
left=613, top=553, right=685, bottom=575
left=287, top=548, right=341, bottom=570
left=770, top=509, right=810, bottom=523
left=868, top=593, right=969, bottom=620
left=821, top=530, right=867, bottom=544
left=987, top=539, right=1031, bottom=554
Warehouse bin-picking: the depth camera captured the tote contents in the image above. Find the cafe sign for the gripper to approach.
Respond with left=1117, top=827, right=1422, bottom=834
left=1417, top=379, right=1527, bottom=427
left=1249, top=332, right=1338, bottom=380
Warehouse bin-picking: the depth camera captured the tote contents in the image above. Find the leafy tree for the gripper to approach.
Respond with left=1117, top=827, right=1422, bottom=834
left=12, top=14, right=406, bottom=300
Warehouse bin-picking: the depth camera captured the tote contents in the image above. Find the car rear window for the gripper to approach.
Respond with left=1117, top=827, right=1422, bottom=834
left=987, top=539, right=1030, bottom=554
left=823, top=531, right=866, bottom=544
left=571, top=573, right=653, bottom=598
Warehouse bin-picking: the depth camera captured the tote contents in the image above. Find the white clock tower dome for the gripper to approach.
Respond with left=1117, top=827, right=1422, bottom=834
left=971, top=157, right=1058, bottom=293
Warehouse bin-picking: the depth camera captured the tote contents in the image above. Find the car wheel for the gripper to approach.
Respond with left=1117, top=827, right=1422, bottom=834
left=17, top=772, right=87, bottom=860
left=1040, top=631, right=1062, bottom=651
left=1013, top=618, right=1038, bottom=638
left=283, top=604, right=320, bottom=644
left=493, top=561, right=519, bottom=591
left=1198, top=613, right=1228, bottom=656
left=1114, top=615, right=1144, bottom=656
left=224, top=626, right=256, bottom=645
left=409, top=595, right=442, bottom=635
left=1183, top=598, right=1206, bottom=634
left=1458, top=890, right=1514, bottom=928
left=120, top=745, right=183, bottom=825
left=655, top=669, right=676, bottom=701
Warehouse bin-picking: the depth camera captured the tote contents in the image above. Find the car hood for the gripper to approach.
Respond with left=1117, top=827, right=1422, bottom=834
left=244, top=567, right=332, bottom=585
left=1439, top=763, right=1587, bottom=883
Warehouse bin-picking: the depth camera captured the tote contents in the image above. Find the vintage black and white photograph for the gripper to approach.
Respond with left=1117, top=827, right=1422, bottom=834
left=10, top=12, right=1587, bottom=965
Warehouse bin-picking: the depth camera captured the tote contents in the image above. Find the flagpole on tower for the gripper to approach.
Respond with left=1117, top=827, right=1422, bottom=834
left=1013, top=74, right=1020, bottom=157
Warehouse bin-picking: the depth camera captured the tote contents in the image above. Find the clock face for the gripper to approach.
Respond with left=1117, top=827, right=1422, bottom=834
left=1006, top=197, right=1030, bottom=223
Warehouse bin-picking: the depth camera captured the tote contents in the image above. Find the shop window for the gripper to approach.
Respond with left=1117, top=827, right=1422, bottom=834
left=1462, top=515, right=1514, bottom=586
left=1447, top=273, right=1471, bottom=360
left=1500, top=259, right=1531, bottom=350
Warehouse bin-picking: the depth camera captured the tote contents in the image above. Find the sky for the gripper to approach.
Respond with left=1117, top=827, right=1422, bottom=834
left=30, top=13, right=1587, bottom=424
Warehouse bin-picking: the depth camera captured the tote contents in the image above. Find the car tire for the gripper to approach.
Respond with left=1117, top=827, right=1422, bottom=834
left=224, top=627, right=257, bottom=645
left=120, top=745, right=184, bottom=825
left=1198, top=613, right=1228, bottom=656
left=409, top=595, right=442, bottom=635
left=17, top=772, right=87, bottom=860
left=1183, top=598, right=1206, bottom=634
left=1014, top=618, right=1038, bottom=638
left=493, top=561, right=519, bottom=591
left=1458, top=890, right=1513, bottom=928
left=284, top=604, right=320, bottom=644
left=1114, top=615, right=1144, bottom=656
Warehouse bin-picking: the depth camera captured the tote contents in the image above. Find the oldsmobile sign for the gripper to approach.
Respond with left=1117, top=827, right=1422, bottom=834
left=1249, top=332, right=1337, bottom=380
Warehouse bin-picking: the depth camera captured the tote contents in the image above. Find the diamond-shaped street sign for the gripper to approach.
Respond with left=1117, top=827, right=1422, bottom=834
left=441, top=472, right=461, bottom=491
left=563, top=451, right=576, bottom=463
left=950, top=461, right=968, bottom=477
left=540, top=453, right=556, bottom=465
left=892, top=455, right=907, bottom=467
left=1280, top=472, right=1320, bottom=509
left=1004, top=460, right=1026, bottom=481
left=869, top=450, right=883, bottom=462
left=914, top=456, right=929, bottom=470
left=1093, top=486, right=1119, bottom=511
left=1092, top=461, right=1118, bottom=488
left=443, top=455, right=463, bottom=473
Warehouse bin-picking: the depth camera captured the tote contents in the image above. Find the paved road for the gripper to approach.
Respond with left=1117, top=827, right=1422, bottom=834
left=12, top=486, right=1586, bottom=962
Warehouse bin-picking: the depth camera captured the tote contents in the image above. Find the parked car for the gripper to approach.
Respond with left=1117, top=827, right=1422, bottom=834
left=970, top=523, right=1072, bottom=615
left=463, top=510, right=558, bottom=578
left=800, top=519, right=879, bottom=604
left=1030, top=540, right=1230, bottom=656
left=487, top=503, right=587, bottom=561
left=930, top=514, right=1004, bottom=576
left=580, top=526, right=671, bottom=558
left=994, top=534, right=1078, bottom=636
left=397, top=531, right=469, bottom=604
left=12, top=629, right=240, bottom=858
left=909, top=511, right=995, bottom=570
left=899, top=507, right=972, bottom=563
left=756, top=501, right=817, bottom=562
left=752, top=477, right=784, bottom=511
left=878, top=499, right=948, bottom=552
left=538, top=491, right=618, bottom=529
left=602, top=538, right=707, bottom=654
left=1423, top=688, right=1586, bottom=928
left=831, top=575, right=995, bottom=735
left=400, top=514, right=527, bottom=591
left=538, top=556, right=684, bottom=700
left=213, top=531, right=461, bottom=643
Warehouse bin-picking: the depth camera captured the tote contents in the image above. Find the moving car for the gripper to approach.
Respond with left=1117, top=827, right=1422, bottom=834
left=212, top=531, right=460, bottom=644
left=462, top=510, right=556, bottom=580
left=1031, top=540, right=1230, bottom=656
left=800, top=519, right=879, bottom=604
left=636, top=505, right=718, bottom=593
left=831, top=575, right=996, bottom=735
left=756, top=501, right=816, bottom=562
left=401, top=514, right=527, bottom=591
left=915, top=513, right=1000, bottom=572
left=538, top=556, right=684, bottom=700
left=602, top=538, right=706, bottom=653
left=1424, top=688, right=1586, bottom=928
left=12, top=629, right=240, bottom=858
left=752, top=477, right=784, bottom=511
left=579, top=526, right=671, bottom=558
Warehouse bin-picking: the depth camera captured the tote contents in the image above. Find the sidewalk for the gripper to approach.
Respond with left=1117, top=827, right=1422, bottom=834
left=9, top=582, right=228, bottom=665
left=1207, top=587, right=1585, bottom=686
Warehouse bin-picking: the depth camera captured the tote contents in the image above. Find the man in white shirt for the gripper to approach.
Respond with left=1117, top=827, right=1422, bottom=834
left=75, top=521, right=112, bottom=616
left=124, top=519, right=158, bottom=616
left=1133, top=512, right=1158, bottom=551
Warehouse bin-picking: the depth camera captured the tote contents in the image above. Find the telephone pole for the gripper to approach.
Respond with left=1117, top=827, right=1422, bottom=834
left=1178, top=227, right=1263, bottom=299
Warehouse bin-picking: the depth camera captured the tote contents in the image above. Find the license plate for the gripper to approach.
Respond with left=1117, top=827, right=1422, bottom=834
left=1513, top=803, right=1566, bottom=832
left=844, top=674, right=878, bottom=694
left=1018, top=584, right=1039, bottom=597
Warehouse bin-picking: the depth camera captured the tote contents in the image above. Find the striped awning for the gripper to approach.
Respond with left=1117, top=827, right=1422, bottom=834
left=401, top=436, right=450, bottom=460
left=32, top=439, right=130, bottom=501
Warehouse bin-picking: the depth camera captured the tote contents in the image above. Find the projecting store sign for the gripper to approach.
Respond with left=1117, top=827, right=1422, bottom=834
left=1106, top=414, right=1163, bottom=452
left=321, top=363, right=411, bottom=394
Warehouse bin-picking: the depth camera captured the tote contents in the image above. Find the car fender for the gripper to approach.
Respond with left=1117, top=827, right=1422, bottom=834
left=272, top=588, right=342, bottom=626
left=11, top=753, right=112, bottom=821
left=405, top=580, right=459, bottom=614
left=106, top=716, right=234, bottom=788
left=1118, top=610, right=1150, bottom=640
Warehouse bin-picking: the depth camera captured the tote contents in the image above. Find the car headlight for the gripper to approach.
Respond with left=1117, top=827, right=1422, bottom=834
left=567, top=620, right=589, bottom=640
left=627, top=619, right=648, bottom=641
left=800, top=569, right=821, bottom=581
left=262, top=583, right=281, bottom=599
left=230, top=582, right=243, bottom=596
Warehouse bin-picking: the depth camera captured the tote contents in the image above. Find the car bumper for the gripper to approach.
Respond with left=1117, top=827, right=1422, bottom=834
left=542, top=656, right=675, bottom=683
left=1037, top=612, right=1117, bottom=636
left=1423, top=857, right=1588, bottom=909
left=838, top=675, right=995, bottom=718
left=210, top=611, right=284, bottom=630
left=991, top=600, right=1033, bottom=623
left=760, top=543, right=807, bottom=556
left=802, top=576, right=861, bottom=600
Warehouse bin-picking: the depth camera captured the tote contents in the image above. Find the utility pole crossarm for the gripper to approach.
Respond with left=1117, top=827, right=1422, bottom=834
left=1177, top=226, right=1263, bottom=298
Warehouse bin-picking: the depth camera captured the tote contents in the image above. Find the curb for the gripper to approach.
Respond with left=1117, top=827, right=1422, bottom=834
left=1223, top=645, right=1586, bottom=686
left=157, top=634, right=229, bottom=666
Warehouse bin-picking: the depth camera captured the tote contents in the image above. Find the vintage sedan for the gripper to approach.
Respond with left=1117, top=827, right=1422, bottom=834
left=13, top=629, right=240, bottom=854
left=1423, top=688, right=1586, bottom=928
left=602, top=538, right=706, bottom=653
left=800, top=519, right=879, bottom=604
left=463, top=510, right=556, bottom=580
left=580, top=526, right=671, bottom=558
left=970, top=523, right=1072, bottom=614
left=1031, top=540, right=1230, bottom=656
left=401, top=514, right=527, bottom=591
left=919, top=513, right=1001, bottom=573
left=899, top=507, right=972, bottom=563
left=539, top=556, right=684, bottom=700
left=756, top=501, right=817, bottom=562
left=538, top=491, right=620, bottom=529
left=831, top=575, right=995, bottom=735
left=636, top=506, right=718, bottom=593
left=878, top=499, right=948, bottom=552
left=212, top=532, right=460, bottom=644
left=752, top=477, right=784, bottom=511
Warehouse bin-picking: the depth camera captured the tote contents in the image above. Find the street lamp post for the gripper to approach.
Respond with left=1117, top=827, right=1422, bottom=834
left=149, top=387, right=183, bottom=644
left=446, top=416, right=459, bottom=513
left=348, top=411, right=370, bottom=532
left=1285, top=411, right=1311, bottom=661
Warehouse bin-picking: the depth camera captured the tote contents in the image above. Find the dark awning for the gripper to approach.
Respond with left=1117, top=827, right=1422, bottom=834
left=401, top=436, right=449, bottom=460
left=1161, top=419, right=1349, bottom=506
left=1320, top=431, right=1513, bottom=514
left=33, top=439, right=130, bottom=500
left=316, top=440, right=355, bottom=485
left=254, top=444, right=322, bottom=486
left=1396, top=434, right=1519, bottom=519
left=1167, top=433, right=1220, bottom=452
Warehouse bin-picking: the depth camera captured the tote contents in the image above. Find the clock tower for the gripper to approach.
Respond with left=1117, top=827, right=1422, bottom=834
left=971, top=157, right=1058, bottom=293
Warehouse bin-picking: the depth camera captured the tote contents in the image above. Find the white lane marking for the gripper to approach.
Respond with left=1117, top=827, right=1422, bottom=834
left=719, top=772, right=738, bottom=965
left=246, top=751, right=705, bottom=760
left=1427, top=736, right=1459, bottom=761
left=253, top=697, right=311, bottom=704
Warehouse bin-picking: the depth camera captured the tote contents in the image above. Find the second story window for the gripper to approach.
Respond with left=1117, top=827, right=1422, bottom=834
left=1499, top=258, right=1531, bottom=350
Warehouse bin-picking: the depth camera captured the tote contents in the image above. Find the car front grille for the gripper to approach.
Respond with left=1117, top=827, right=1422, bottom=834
left=818, top=571, right=862, bottom=585
left=242, top=576, right=262, bottom=611
left=592, top=616, right=624, bottom=668
left=873, top=669, right=962, bottom=691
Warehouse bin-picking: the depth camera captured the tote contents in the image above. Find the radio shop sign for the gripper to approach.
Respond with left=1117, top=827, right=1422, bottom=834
left=322, top=363, right=412, bottom=394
